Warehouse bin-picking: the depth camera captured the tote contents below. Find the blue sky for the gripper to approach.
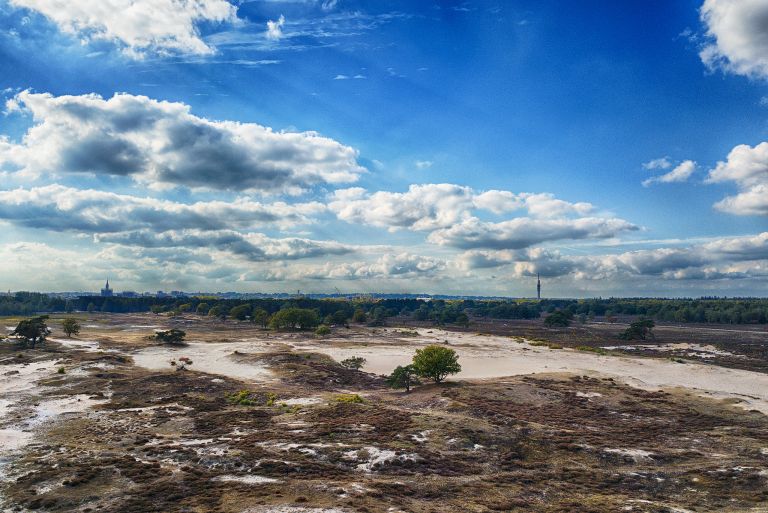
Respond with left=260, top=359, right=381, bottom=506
left=0, top=0, right=767, bottom=296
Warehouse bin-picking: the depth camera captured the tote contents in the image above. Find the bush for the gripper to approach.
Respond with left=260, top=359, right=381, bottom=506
left=169, top=356, right=193, bottom=370
left=11, top=316, right=51, bottom=348
left=208, top=305, right=227, bottom=319
left=195, top=302, right=210, bottom=315
left=335, top=393, right=364, bottom=404
left=619, top=318, right=655, bottom=340
left=227, top=390, right=259, bottom=406
left=352, top=309, right=367, bottom=323
left=386, top=364, right=420, bottom=392
left=155, top=329, right=186, bottom=345
left=230, top=304, right=251, bottom=321
left=252, top=308, right=269, bottom=328
left=412, top=345, right=461, bottom=383
left=269, top=308, right=320, bottom=330
left=544, top=311, right=571, bottom=327
left=62, top=318, right=81, bottom=337
left=315, top=324, right=331, bottom=336
left=340, top=356, right=366, bottom=370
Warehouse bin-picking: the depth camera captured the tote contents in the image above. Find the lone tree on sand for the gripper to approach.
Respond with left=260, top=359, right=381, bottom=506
left=11, top=316, right=51, bottom=348
left=62, top=318, right=81, bottom=338
left=155, top=329, right=187, bottom=345
left=386, top=364, right=421, bottom=392
left=412, top=345, right=461, bottom=384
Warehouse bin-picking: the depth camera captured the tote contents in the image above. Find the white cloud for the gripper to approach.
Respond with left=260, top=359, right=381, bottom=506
left=330, top=184, right=599, bottom=233
left=0, top=185, right=325, bottom=233
left=2, top=91, right=364, bottom=193
left=642, top=160, right=697, bottom=186
left=427, top=216, right=638, bottom=250
left=329, top=184, right=475, bottom=232
left=415, top=160, right=433, bottom=169
left=707, top=141, right=768, bottom=215
left=699, top=0, right=768, bottom=78
left=266, top=14, right=285, bottom=40
left=642, top=156, right=672, bottom=170
left=9, top=0, right=238, bottom=58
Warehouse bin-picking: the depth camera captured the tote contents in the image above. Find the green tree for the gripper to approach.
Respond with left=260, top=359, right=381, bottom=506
left=195, top=302, right=210, bottom=315
left=150, top=305, right=165, bottom=315
left=331, top=310, right=350, bottom=326
left=252, top=307, right=269, bottom=328
left=544, top=311, right=571, bottom=327
left=269, top=308, right=320, bottom=330
left=11, top=316, right=51, bottom=348
left=230, top=304, right=251, bottom=321
left=208, top=305, right=227, bottom=320
left=386, top=364, right=420, bottom=392
left=352, top=308, right=367, bottom=323
left=154, top=329, right=187, bottom=345
left=62, top=318, right=81, bottom=338
left=178, top=303, right=192, bottom=313
left=412, top=345, right=461, bottom=383
left=86, top=302, right=96, bottom=313
left=340, top=356, right=366, bottom=370
left=454, top=312, right=470, bottom=327
left=315, top=324, right=331, bottom=336
left=619, top=318, right=655, bottom=340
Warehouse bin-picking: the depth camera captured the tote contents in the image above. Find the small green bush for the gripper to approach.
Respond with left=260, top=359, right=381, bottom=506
left=334, top=393, right=364, bottom=404
left=315, top=324, right=331, bottom=336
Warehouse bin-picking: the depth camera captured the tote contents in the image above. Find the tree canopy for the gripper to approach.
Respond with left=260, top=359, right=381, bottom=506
left=11, top=315, right=51, bottom=348
left=412, top=345, right=461, bottom=383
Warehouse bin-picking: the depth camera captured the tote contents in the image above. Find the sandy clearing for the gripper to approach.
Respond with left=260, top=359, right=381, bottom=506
left=131, top=341, right=274, bottom=381
left=303, top=328, right=768, bottom=414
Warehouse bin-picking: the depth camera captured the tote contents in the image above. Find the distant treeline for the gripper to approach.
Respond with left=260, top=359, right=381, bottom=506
left=1, top=292, right=768, bottom=325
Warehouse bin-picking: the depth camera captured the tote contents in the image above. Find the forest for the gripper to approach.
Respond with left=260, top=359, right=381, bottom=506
left=1, top=292, right=768, bottom=325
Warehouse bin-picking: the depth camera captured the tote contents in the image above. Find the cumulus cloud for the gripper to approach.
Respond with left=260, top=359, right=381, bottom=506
left=707, top=141, right=768, bottom=215
left=95, top=229, right=356, bottom=262
left=329, top=184, right=475, bottom=232
left=643, top=160, right=697, bottom=186
left=457, top=232, right=768, bottom=283
left=699, top=0, right=768, bottom=78
left=241, top=252, right=446, bottom=281
left=642, top=156, right=672, bottom=170
left=330, top=184, right=597, bottom=232
left=0, top=185, right=325, bottom=233
left=427, top=217, right=638, bottom=250
left=2, top=91, right=364, bottom=193
left=266, top=14, right=285, bottom=40
left=9, top=0, right=238, bottom=58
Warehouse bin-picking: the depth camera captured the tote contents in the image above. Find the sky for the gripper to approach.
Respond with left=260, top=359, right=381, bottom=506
left=0, top=0, right=767, bottom=297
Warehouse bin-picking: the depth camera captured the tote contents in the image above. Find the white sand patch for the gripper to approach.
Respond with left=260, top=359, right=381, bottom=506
left=411, top=430, right=430, bottom=443
left=576, top=392, right=603, bottom=398
left=342, top=446, right=420, bottom=472
left=604, top=448, right=655, bottom=462
left=49, top=337, right=101, bottom=351
left=32, top=395, right=106, bottom=425
left=281, top=397, right=322, bottom=406
left=214, top=474, right=280, bottom=484
left=302, top=328, right=768, bottom=414
left=132, top=341, right=273, bottom=381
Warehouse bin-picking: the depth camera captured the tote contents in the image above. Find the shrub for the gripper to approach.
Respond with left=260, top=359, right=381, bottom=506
left=619, top=318, right=655, bottom=340
left=352, top=309, right=367, bottom=323
left=155, top=329, right=186, bottom=345
left=269, top=308, right=320, bottom=330
left=195, top=302, right=210, bottom=315
left=412, top=345, right=461, bottom=383
left=227, top=390, right=258, bottom=406
left=62, top=318, right=81, bottom=338
left=169, top=356, right=193, bottom=370
left=57, top=366, right=65, bottom=374
left=340, top=356, right=366, bottom=370
left=335, top=393, right=364, bottom=404
left=315, top=324, right=331, bottom=336
left=229, top=304, right=251, bottom=321
left=576, top=345, right=607, bottom=355
left=386, top=364, right=420, bottom=392
left=544, top=311, right=571, bottom=327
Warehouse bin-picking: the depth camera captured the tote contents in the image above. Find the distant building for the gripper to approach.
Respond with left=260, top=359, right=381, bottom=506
left=536, top=273, right=541, bottom=300
left=101, top=279, right=113, bottom=297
